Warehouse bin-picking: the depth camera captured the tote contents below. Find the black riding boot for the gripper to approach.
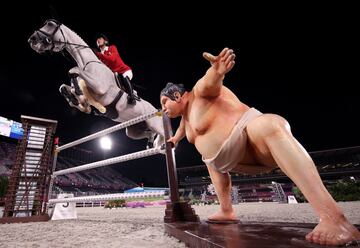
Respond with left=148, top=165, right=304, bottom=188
left=121, top=75, right=136, bottom=105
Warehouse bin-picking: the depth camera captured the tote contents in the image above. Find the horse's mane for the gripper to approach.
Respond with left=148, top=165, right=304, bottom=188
left=61, top=25, right=90, bottom=47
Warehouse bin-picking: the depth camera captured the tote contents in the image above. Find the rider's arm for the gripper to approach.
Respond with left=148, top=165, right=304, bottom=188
left=96, top=45, right=119, bottom=63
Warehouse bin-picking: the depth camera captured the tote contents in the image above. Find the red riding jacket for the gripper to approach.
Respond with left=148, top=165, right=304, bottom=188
left=96, top=45, right=131, bottom=74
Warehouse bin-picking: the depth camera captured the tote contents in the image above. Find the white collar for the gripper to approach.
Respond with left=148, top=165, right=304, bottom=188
left=100, top=46, right=109, bottom=53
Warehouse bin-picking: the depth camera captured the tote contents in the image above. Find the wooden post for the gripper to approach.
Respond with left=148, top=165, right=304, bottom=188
left=162, top=113, right=199, bottom=223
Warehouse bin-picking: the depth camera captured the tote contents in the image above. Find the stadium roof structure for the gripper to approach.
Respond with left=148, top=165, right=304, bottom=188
left=178, top=146, right=360, bottom=172
left=310, top=145, right=360, bottom=159
left=177, top=146, right=360, bottom=186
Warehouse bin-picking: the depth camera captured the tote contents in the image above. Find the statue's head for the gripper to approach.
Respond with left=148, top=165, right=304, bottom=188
left=28, top=19, right=65, bottom=53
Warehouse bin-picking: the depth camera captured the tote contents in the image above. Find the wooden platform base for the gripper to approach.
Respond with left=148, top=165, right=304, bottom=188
left=0, top=214, right=50, bottom=224
left=165, top=221, right=360, bottom=248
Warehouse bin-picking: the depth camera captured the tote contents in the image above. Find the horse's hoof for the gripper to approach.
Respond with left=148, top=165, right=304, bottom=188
left=59, top=84, right=79, bottom=106
left=59, top=84, right=67, bottom=93
left=153, top=134, right=165, bottom=149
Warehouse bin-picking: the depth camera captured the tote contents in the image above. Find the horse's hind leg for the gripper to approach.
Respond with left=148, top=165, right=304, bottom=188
left=145, top=115, right=165, bottom=137
left=126, top=122, right=153, bottom=140
left=125, top=123, right=159, bottom=149
left=145, top=114, right=165, bottom=148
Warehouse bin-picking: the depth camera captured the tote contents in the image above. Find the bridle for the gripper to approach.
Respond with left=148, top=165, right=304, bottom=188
left=34, top=19, right=91, bottom=52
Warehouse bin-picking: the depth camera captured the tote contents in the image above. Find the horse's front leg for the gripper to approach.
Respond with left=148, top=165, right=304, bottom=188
left=68, top=67, right=87, bottom=105
left=69, top=67, right=106, bottom=114
left=59, top=83, right=91, bottom=114
left=78, top=79, right=106, bottom=114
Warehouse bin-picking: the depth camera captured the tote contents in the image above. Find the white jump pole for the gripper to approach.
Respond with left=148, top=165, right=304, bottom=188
left=53, top=147, right=162, bottom=176
left=57, top=110, right=161, bottom=152
left=49, top=191, right=165, bottom=204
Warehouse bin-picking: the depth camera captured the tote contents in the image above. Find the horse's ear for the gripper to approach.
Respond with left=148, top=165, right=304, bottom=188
left=44, top=19, right=61, bottom=26
left=49, top=4, right=61, bottom=24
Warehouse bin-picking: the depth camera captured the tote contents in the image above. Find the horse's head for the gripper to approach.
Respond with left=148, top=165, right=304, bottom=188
left=28, top=19, right=65, bottom=53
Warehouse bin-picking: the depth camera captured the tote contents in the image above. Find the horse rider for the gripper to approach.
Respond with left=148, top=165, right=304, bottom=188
left=94, top=34, right=138, bottom=105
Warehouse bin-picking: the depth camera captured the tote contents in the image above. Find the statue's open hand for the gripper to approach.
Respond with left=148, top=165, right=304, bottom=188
left=203, top=48, right=235, bottom=75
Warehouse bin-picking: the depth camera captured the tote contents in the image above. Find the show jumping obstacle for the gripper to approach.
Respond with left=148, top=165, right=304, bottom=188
left=0, top=110, right=198, bottom=225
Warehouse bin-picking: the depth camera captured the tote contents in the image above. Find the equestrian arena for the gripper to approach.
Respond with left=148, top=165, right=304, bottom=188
left=0, top=202, right=359, bottom=247
left=1, top=112, right=359, bottom=248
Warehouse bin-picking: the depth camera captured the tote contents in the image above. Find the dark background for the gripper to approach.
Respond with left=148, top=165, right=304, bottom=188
left=0, top=3, right=358, bottom=186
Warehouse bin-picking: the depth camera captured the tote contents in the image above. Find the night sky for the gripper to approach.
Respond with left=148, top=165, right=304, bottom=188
left=0, top=3, right=358, bottom=186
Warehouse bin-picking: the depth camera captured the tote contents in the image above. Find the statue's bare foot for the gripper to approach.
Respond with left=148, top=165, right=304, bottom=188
left=306, top=217, right=360, bottom=246
left=207, top=209, right=239, bottom=223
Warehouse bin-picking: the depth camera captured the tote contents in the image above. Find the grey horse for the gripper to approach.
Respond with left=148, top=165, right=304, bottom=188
left=28, top=19, right=164, bottom=147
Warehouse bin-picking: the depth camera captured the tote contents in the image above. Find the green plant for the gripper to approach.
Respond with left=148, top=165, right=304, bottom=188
left=292, top=186, right=307, bottom=203
left=104, top=199, right=126, bottom=209
left=327, top=181, right=360, bottom=201
left=292, top=181, right=360, bottom=203
left=125, top=196, right=163, bottom=202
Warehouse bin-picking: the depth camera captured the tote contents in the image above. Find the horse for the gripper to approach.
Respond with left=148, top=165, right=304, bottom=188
left=28, top=19, right=164, bottom=148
